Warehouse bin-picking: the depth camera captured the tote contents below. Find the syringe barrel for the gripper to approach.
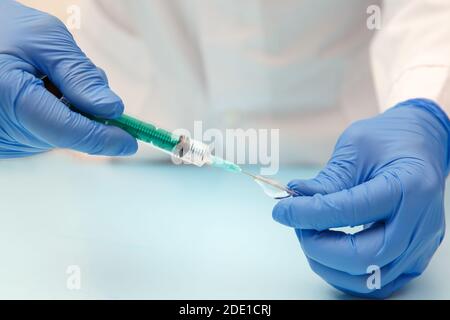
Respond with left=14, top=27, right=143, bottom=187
left=104, top=115, right=211, bottom=167
left=173, top=136, right=212, bottom=167
left=102, top=117, right=212, bottom=166
left=42, top=75, right=212, bottom=165
left=95, top=115, right=213, bottom=166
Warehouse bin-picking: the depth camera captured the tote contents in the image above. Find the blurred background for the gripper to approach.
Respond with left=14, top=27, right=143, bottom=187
left=7, top=0, right=449, bottom=300
left=21, top=0, right=71, bottom=17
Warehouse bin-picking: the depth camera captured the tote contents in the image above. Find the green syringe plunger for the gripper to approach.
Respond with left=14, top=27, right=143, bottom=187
left=98, top=114, right=180, bottom=153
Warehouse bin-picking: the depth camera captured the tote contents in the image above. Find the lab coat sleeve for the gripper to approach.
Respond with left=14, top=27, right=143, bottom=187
left=370, top=0, right=450, bottom=115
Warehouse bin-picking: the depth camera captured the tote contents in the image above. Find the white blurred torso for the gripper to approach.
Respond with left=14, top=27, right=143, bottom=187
left=74, top=0, right=380, bottom=164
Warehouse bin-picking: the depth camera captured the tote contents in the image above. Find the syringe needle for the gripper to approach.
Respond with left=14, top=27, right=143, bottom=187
left=241, top=171, right=297, bottom=198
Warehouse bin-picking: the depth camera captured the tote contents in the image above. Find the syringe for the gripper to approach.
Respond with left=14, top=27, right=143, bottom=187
left=42, top=76, right=298, bottom=198
left=42, top=76, right=240, bottom=172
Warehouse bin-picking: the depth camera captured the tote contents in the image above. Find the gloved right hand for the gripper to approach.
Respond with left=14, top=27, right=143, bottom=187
left=0, top=0, right=138, bottom=158
left=272, top=99, right=449, bottom=298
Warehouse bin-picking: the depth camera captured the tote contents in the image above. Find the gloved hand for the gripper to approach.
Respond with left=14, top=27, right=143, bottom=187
left=0, top=0, right=138, bottom=158
left=273, top=99, right=449, bottom=299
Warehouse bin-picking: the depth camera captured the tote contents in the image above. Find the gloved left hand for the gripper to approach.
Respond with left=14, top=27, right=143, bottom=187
left=0, top=0, right=138, bottom=158
left=273, top=99, right=449, bottom=298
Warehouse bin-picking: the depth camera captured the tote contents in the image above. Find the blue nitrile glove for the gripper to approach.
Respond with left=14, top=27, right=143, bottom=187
left=0, top=0, right=138, bottom=158
left=273, top=99, right=449, bottom=299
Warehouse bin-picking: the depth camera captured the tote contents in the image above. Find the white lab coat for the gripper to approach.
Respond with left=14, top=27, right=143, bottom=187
left=72, top=0, right=450, bottom=165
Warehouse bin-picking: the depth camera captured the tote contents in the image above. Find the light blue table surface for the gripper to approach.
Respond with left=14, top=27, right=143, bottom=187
left=0, top=152, right=449, bottom=299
